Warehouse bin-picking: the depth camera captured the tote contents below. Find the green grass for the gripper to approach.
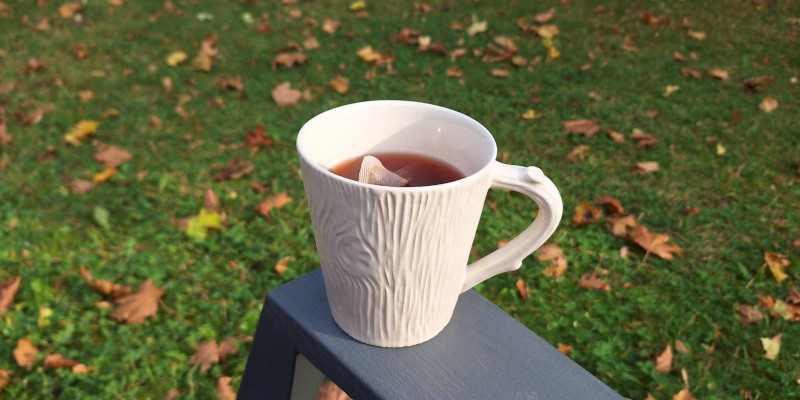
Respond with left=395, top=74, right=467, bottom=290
left=1, top=0, right=799, bottom=398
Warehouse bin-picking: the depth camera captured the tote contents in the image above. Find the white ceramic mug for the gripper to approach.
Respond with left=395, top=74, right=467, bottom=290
left=297, top=101, right=563, bottom=347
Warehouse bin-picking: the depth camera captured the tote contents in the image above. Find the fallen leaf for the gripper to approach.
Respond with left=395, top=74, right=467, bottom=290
left=759, top=295, right=775, bottom=309
left=466, top=17, right=488, bottom=36
left=490, top=68, right=509, bottom=78
left=349, top=0, right=366, bottom=11
left=165, top=389, right=180, bottom=400
left=73, top=43, right=88, bottom=59
left=322, top=19, right=340, bottom=34
left=216, top=75, right=243, bottom=91
left=271, top=82, right=302, bottom=107
left=580, top=273, right=610, bottom=292
left=331, top=76, right=349, bottom=94
left=663, top=84, right=680, bottom=97
left=59, top=2, right=82, bottom=18
left=24, top=58, right=46, bottom=74
left=787, top=287, right=800, bottom=304
left=742, top=76, right=773, bottom=93
left=274, top=256, right=291, bottom=276
left=0, top=276, right=21, bottom=313
left=34, top=17, right=51, bottom=32
left=759, top=96, right=778, bottom=113
left=532, top=24, right=559, bottom=39
left=186, top=208, right=222, bottom=240
left=218, top=337, right=237, bottom=360
left=631, top=128, right=658, bottom=147
left=607, top=129, right=625, bottom=143
left=204, top=188, right=219, bottom=213
left=761, top=332, right=782, bottom=360
left=394, top=27, right=421, bottom=44
left=316, top=381, right=352, bottom=400
left=189, top=340, right=219, bottom=373
left=271, top=52, right=308, bottom=68
left=687, top=30, right=706, bottom=40
left=92, top=167, right=118, bottom=183
left=557, top=343, right=572, bottom=356
left=69, top=179, right=95, bottom=194
left=217, top=377, right=237, bottom=400
left=673, top=51, right=686, bottom=62
left=629, top=223, right=683, bottom=260
left=78, top=90, right=94, bottom=102
left=675, top=340, right=690, bottom=354
left=109, top=279, right=164, bottom=324
left=255, top=192, right=292, bottom=218
left=72, top=363, right=91, bottom=374
left=516, top=278, right=529, bottom=300
left=562, top=120, right=600, bottom=137
left=639, top=11, right=669, bottom=27
left=673, top=388, right=697, bottom=400
left=215, top=159, right=255, bottom=182
left=483, top=36, right=517, bottom=62
left=771, top=300, right=800, bottom=321
left=14, top=338, right=39, bottom=368
left=538, top=244, right=568, bottom=278
left=356, top=45, right=384, bottom=64
left=191, top=34, right=218, bottom=72
left=595, top=195, right=624, bottom=216
left=94, top=145, right=132, bottom=168
left=446, top=66, right=463, bottom=78
left=707, top=69, right=729, bottom=81
left=92, top=206, right=111, bottom=230
left=572, top=201, right=602, bottom=225
left=246, top=125, right=273, bottom=148
left=736, top=304, right=765, bottom=324
left=44, top=354, right=81, bottom=369
left=635, top=161, right=659, bottom=173
left=764, top=252, right=790, bottom=283
left=64, top=120, right=99, bottom=146
left=0, top=369, right=8, bottom=394
left=566, top=145, right=590, bottom=163
left=304, top=37, right=320, bottom=50
left=655, top=344, right=673, bottom=373
left=79, top=265, right=132, bottom=299
left=534, top=9, right=555, bottom=23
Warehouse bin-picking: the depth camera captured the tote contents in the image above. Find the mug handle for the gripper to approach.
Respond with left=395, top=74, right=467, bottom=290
left=462, top=161, right=564, bottom=292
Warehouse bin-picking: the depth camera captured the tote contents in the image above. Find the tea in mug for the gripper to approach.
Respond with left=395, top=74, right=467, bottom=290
left=331, top=153, right=464, bottom=187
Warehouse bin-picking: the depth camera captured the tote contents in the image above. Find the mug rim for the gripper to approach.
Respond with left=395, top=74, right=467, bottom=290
left=297, top=100, right=498, bottom=192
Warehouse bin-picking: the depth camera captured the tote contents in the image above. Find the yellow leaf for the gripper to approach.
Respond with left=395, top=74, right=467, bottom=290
left=761, top=332, right=782, bottom=360
left=64, top=120, right=99, bottom=146
left=759, top=96, right=779, bottom=113
left=92, top=167, right=118, bottom=183
left=521, top=109, right=538, bottom=120
left=765, top=251, right=790, bottom=283
left=716, top=143, right=726, bottom=156
left=547, top=46, right=561, bottom=60
left=37, top=306, right=53, bottom=329
left=166, top=51, right=188, bottom=67
left=197, top=208, right=222, bottom=230
left=349, top=0, right=366, bottom=10
left=663, top=84, right=680, bottom=97
left=466, top=17, right=488, bottom=36
left=186, top=217, right=207, bottom=240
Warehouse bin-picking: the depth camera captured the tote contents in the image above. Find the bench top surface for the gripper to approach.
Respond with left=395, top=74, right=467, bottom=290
left=267, top=269, right=624, bottom=400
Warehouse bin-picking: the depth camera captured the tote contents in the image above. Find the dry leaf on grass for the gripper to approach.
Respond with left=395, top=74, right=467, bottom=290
left=681, top=67, right=702, bottom=80
left=566, top=145, right=590, bottom=163
left=673, top=388, right=697, bottom=400
left=190, top=340, right=220, bottom=373
left=535, top=9, right=555, bottom=23
left=761, top=332, right=782, bottom=360
left=736, top=304, right=765, bottom=324
left=538, top=244, right=568, bottom=278
left=572, top=201, right=602, bottom=225
left=255, top=192, right=292, bottom=218
left=516, top=278, right=529, bottom=300
left=630, top=129, right=658, bottom=147
left=331, top=76, right=349, bottom=94
left=109, top=280, right=164, bottom=324
left=654, top=344, right=673, bottom=373
left=271, top=52, right=307, bottom=68
left=44, top=354, right=81, bottom=369
left=69, top=179, right=95, bottom=194
left=322, top=19, right=340, bottom=34
left=675, top=340, right=690, bottom=354
left=272, top=82, right=302, bottom=107
left=606, top=130, right=625, bottom=143
left=759, top=96, right=778, bottom=113
left=579, top=273, right=610, bottom=292
left=707, top=69, right=729, bottom=81
left=14, top=338, right=39, bottom=368
left=246, top=125, right=273, bottom=148
left=217, top=377, right=237, bottom=400
left=215, top=159, right=254, bottom=182
left=0, top=276, right=21, bottom=313
left=316, top=381, right=352, bottom=400
left=595, top=195, right=624, bottom=216
left=0, top=369, right=8, bottom=394
left=94, top=145, right=132, bottom=168
left=562, top=120, right=600, bottom=137
left=557, top=343, right=572, bottom=356
left=191, top=34, right=218, bottom=72
left=204, top=188, right=220, bottom=213
left=764, top=251, right=790, bottom=283
left=629, top=223, right=683, bottom=260
left=79, top=266, right=131, bottom=299
left=64, top=120, right=99, bottom=146
left=635, top=161, right=659, bottom=173
left=59, top=2, right=83, bottom=18
left=274, top=256, right=291, bottom=276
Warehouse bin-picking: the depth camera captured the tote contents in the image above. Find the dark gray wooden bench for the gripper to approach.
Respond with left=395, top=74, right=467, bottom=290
left=239, top=269, right=624, bottom=399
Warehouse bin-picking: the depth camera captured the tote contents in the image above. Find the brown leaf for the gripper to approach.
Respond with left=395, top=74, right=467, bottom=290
left=606, top=129, right=625, bottom=143
left=394, top=27, right=421, bottom=44
left=786, top=287, right=800, bottom=305
left=673, top=51, right=686, bottom=62
left=215, top=159, right=255, bottom=182
left=165, top=389, right=180, bottom=400
left=0, top=276, right=21, bottom=313
left=674, top=339, right=690, bottom=354
left=639, top=11, right=669, bottom=27
left=246, top=125, right=273, bottom=148
left=673, top=388, right=697, bottom=400
left=255, top=192, right=292, bottom=219
left=631, top=128, right=658, bottom=147
left=445, top=66, right=463, bottom=78
left=764, top=251, right=790, bottom=283
left=566, top=145, right=590, bottom=163
left=59, top=2, right=83, bottom=18
left=0, top=368, right=8, bottom=395
left=483, top=36, right=517, bottom=62
left=25, top=58, right=46, bottom=74
left=681, top=68, right=702, bottom=80
left=315, top=381, right=352, bottom=400
left=330, top=76, right=349, bottom=94
left=272, top=82, right=302, bottom=107
left=191, top=34, right=218, bottom=72
left=538, top=244, right=568, bottom=278
left=109, top=279, right=164, bottom=324
left=516, top=278, right=529, bottom=300
left=742, top=76, right=773, bottom=93
left=44, top=354, right=81, bottom=369
left=78, top=90, right=94, bottom=102
left=274, top=256, right=291, bottom=276
left=218, top=337, right=237, bottom=360
left=562, top=120, right=600, bottom=137
left=14, top=338, right=39, bottom=368
left=629, top=223, right=683, bottom=260
left=73, top=43, right=88, bottom=59
left=687, top=30, right=706, bottom=40
left=189, top=340, right=219, bottom=373
left=736, top=304, right=765, bottom=324
left=217, top=377, right=237, bottom=400
left=94, top=145, right=132, bottom=168
left=534, top=9, right=555, bottom=23
left=271, top=52, right=307, bottom=68
left=34, top=17, right=51, bottom=32
left=0, top=120, right=9, bottom=147
left=357, top=45, right=384, bottom=64
left=490, top=68, right=509, bottom=78
left=654, top=344, right=673, bottom=373
left=69, top=179, right=95, bottom=194
left=216, top=75, right=244, bottom=91
left=304, top=36, right=320, bottom=50
left=531, top=24, right=559, bottom=39
left=758, top=295, right=775, bottom=309
left=707, top=69, right=729, bottom=81
left=79, top=266, right=132, bottom=299
left=572, top=201, right=602, bottom=225
left=635, top=161, right=659, bottom=173
left=557, top=343, right=572, bottom=356
left=759, top=96, right=778, bottom=113
left=595, top=195, right=624, bottom=216
left=322, top=19, right=340, bottom=34
left=204, top=188, right=220, bottom=213
left=580, top=273, right=610, bottom=292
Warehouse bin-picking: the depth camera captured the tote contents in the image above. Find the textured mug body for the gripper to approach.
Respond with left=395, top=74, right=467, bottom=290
left=297, top=101, right=562, bottom=347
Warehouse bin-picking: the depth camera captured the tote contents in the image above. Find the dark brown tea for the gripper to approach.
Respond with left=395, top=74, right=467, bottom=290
left=331, top=153, right=465, bottom=187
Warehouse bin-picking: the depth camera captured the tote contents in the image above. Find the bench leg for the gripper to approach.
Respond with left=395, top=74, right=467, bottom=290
left=239, top=308, right=297, bottom=399
left=290, top=354, right=326, bottom=400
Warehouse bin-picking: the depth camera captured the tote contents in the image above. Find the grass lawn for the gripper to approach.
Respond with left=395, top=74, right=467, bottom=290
left=1, top=0, right=799, bottom=398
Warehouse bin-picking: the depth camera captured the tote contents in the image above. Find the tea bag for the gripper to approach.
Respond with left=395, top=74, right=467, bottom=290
left=358, top=156, right=409, bottom=187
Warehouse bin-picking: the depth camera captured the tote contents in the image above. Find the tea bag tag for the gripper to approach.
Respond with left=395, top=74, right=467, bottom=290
left=358, top=156, right=409, bottom=187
